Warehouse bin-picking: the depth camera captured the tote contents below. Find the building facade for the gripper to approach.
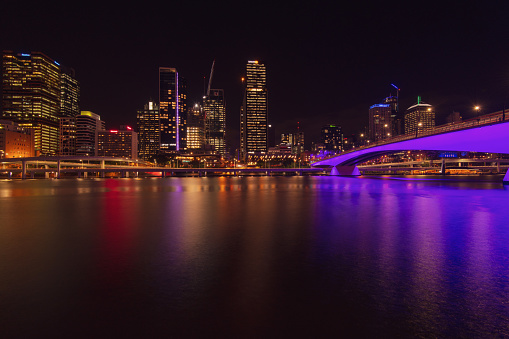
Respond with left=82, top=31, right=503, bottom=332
left=404, top=97, right=435, bottom=135
left=0, top=120, right=34, bottom=158
left=1, top=51, right=61, bottom=155
left=204, top=89, right=226, bottom=155
left=369, top=103, right=392, bottom=141
left=321, top=125, right=343, bottom=152
left=60, top=66, right=80, bottom=118
left=159, top=67, right=186, bottom=152
left=241, top=61, right=268, bottom=160
left=98, top=126, right=138, bottom=159
left=76, top=111, right=105, bottom=156
left=60, top=116, right=77, bottom=156
left=137, top=100, right=160, bottom=160
left=187, top=103, right=205, bottom=151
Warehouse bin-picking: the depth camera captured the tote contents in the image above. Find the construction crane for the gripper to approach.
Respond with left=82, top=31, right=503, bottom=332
left=207, top=59, right=215, bottom=96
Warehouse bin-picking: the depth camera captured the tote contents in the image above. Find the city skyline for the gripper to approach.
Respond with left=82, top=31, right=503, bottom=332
left=2, top=3, right=509, bottom=148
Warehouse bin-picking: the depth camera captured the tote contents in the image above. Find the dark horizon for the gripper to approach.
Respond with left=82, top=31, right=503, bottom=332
left=2, top=2, right=509, bottom=150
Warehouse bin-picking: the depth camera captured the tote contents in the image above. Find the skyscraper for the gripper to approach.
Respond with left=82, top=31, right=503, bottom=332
left=2, top=51, right=61, bottom=155
left=369, top=103, right=392, bottom=141
left=241, top=60, right=267, bottom=160
left=60, top=66, right=80, bottom=118
left=76, top=111, right=105, bottom=156
left=137, top=100, right=160, bottom=160
left=204, top=89, right=226, bottom=155
left=187, top=103, right=205, bottom=151
left=60, top=116, right=77, bottom=156
left=159, top=67, right=186, bottom=152
left=321, top=125, right=343, bottom=152
left=59, top=66, right=80, bottom=156
left=404, top=96, right=435, bottom=135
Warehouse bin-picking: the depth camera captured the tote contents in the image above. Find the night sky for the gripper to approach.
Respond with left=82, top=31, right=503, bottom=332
left=2, top=2, right=509, bottom=150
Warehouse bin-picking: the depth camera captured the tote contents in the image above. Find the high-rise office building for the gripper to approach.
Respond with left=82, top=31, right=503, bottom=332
left=59, top=67, right=80, bottom=156
left=404, top=96, right=435, bottom=135
left=76, top=111, right=105, bottom=156
left=159, top=67, right=186, bottom=152
left=281, top=133, right=293, bottom=145
left=98, top=126, right=138, bottom=159
left=321, top=125, right=343, bottom=152
left=293, top=131, right=304, bottom=154
left=60, top=116, right=77, bottom=156
left=187, top=103, right=205, bottom=151
left=60, top=66, right=80, bottom=118
left=204, top=89, right=226, bottom=155
left=384, top=95, right=402, bottom=137
left=137, top=100, right=160, bottom=160
left=369, top=103, right=392, bottom=141
left=241, top=60, right=268, bottom=159
left=281, top=132, right=305, bottom=154
left=2, top=51, right=61, bottom=155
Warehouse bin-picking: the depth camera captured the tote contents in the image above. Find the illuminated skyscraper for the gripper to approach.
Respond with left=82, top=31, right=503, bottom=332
left=59, top=67, right=80, bottom=156
left=187, top=103, right=205, bottom=151
left=204, top=89, right=226, bottom=155
left=137, top=100, right=160, bottom=160
left=60, top=116, right=77, bottom=156
left=76, top=111, right=105, bottom=156
left=281, top=132, right=305, bottom=154
left=321, top=125, right=343, bottom=151
left=2, top=51, right=61, bottom=155
left=159, top=67, right=186, bottom=152
left=404, top=96, right=435, bottom=135
left=369, top=103, right=392, bottom=141
left=60, top=66, right=80, bottom=118
left=241, top=60, right=267, bottom=159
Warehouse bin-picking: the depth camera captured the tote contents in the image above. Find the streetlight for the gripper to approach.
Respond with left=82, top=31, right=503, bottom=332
left=416, top=122, right=423, bottom=138
left=474, top=105, right=481, bottom=123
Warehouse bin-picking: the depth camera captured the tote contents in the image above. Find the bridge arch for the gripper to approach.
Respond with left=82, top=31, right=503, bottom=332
left=311, top=121, right=509, bottom=180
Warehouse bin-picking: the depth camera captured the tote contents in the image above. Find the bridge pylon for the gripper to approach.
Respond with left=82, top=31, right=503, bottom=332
left=331, top=165, right=361, bottom=176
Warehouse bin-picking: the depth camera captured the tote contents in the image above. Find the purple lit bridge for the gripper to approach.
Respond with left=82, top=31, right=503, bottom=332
left=311, top=120, right=509, bottom=183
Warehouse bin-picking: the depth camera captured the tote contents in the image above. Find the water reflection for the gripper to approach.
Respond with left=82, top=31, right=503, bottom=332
left=0, top=177, right=508, bottom=336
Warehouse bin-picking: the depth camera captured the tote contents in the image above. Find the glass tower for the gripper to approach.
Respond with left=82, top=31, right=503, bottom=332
left=204, top=89, right=226, bottom=155
left=2, top=51, right=61, bottom=155
left=159, top=67, right=186, bottom=152
left=60, top=66, right=80, bottom=118
left=137, top=100, right=160, bottom=160
left=187, top=103, right=205, bottom=151
left=369, top=103, right=392, bottom=141
left=241, top=61, right=267, bottom=160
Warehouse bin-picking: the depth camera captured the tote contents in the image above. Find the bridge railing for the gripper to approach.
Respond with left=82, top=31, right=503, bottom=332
left=315, top=110, right=507, bottom=163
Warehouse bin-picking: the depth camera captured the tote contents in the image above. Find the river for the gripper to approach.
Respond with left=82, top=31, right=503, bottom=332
left=0, top=176, right=508, bottom=337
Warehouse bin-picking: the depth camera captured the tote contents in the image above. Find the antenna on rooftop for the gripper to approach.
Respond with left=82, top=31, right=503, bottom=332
left=390, top=83, right=400, bottom=113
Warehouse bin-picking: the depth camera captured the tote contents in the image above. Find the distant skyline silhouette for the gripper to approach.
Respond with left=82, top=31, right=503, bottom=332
left=2, top=2, right=509, bottom=149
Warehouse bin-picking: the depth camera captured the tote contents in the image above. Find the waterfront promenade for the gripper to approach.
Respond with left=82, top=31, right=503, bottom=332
left=0, top=156, right=324, bottom=179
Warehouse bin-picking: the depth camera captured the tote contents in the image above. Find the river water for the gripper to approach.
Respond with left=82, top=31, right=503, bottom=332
left=0, top=176, right=508, bottom=337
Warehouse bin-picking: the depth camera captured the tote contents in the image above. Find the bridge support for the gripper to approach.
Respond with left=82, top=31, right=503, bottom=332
left=440, top=158, right=446, bottom=175
left=21, top=160, right=26, bottom=180
left=330, top=165, right=361, bottom=176
left=504, top=170, right=509, bottom=185
left=101, top=161, right=105, bottom=178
